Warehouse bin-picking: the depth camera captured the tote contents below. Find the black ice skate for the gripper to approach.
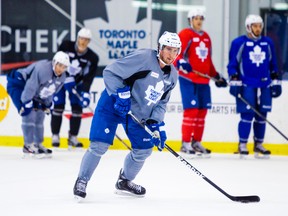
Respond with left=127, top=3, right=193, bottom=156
left=180, top=142, right=196, bottom=156
left=68, top=133, right=83, bottom=150
left=115, top=169, right=146, bottom=197
left=73, top=177, right=87, bottom=202
left=23, top=144, right=45, bottom=159
left=238, top=143, right=249, bottom=159
left=52, top=134, right=60, bottom=148
left=254, top=143, right=271, bottom=159
left=191, top=141, right=211, bottom=158
left=37, top=144, right=53, bottom=158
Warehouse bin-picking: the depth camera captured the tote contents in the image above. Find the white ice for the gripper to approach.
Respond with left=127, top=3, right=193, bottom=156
left=1, top=146, right=287, bottom=216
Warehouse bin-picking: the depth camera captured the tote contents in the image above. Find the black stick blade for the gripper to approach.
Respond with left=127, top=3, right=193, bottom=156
left=231, top=195, right=260, bottom=203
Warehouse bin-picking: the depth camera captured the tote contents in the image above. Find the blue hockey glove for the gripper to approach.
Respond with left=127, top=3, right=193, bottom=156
left=64, top=77, right=76, bottom=93
left=214, top=74, right=228, bottom=88
left=270, top=80, right=282, bottom=98
left=113, top=86, right=131, bottom=116
left=19, top=100, right=33, bottom=116
left=147, top=121, right=167, bottom=151
left=80, top=92, right=90, bottom=108
left=229, top=74, right=242, bottom=97
left=176, top=59, right=192, bottom=74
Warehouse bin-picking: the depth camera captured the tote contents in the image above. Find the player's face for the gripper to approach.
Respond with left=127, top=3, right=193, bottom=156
left=191, top=16, right=204, bottom=31
left=251, top=23, right=263, bottom=37
left=77, top=37, right=90, bottom=53
left=159, top=46, right=180, bottom=66
left=54, top=63, right=68, bottom=76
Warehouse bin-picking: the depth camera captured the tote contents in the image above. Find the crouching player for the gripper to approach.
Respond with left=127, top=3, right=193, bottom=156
left=6, top=51, right=70, bottom=158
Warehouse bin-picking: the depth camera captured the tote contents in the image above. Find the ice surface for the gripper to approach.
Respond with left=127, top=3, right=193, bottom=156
left=1, top=147, right=287, bottom=216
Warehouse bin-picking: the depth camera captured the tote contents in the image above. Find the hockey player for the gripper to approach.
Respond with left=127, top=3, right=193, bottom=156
left=51, top=27, right=99, bottom=149
left=175, top=8, right=227, bottom=157
left=6, top=51, right=70, bottom=158
left=227, top=14, right=281, bottom=159
left=73, top=31, right=181, bottom=201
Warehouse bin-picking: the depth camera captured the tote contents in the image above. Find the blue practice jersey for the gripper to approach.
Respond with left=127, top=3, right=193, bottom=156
left=17, top=60, right=66, bottom=106
left=227, top=35, right=278, bottom=87
left=103, top=48, right=178, bottom=123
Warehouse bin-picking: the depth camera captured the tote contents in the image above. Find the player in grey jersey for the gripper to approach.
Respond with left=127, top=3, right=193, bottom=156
left=6, top=51, right=70, bottom=158
left=73, top=31, right=181, bottom=201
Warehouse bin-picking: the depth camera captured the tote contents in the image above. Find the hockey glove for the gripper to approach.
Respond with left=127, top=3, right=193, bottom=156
left=64, top=77, right=76, bottom=93
left=214, top=74, right=228, bottom=88
left=113, top=86, right=131, bottom=116
left=147, top=121, right=167, bottom=151
left=176, top=59, right=192, bottom=74
left=271, top=80, right=282, bottom=98
left=19, top=100, right=33, bottom=116
left=229, top=74, right=242, bottom=97
left=80, top=92, right=90, bottom=108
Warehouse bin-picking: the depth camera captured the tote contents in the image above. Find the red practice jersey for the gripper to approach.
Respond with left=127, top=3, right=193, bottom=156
left=176, top=28, right=217, bottom=84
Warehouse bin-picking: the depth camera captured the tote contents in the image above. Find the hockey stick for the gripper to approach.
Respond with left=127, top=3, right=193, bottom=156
left=128, top=111, right=260, bottom=203
left=191, top=69, right=288, bottom=141
left=71, top=88, right=132, bottom=150
left=237, top=94, right=288, bottom=141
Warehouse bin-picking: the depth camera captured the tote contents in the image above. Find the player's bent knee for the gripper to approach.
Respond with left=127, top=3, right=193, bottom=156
left=131, top=148, right=153, bottom=163
left=88, top=141, right=110, bottom=157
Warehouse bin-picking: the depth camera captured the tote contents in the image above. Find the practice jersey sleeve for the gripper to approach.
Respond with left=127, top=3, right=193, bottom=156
left=58, top=40, right=99, bottom=92
left=21, top=64, right=40, bottom=103
left=103, top=49, right=151, bottom=96
left=81, top=50, right=99, bottom=92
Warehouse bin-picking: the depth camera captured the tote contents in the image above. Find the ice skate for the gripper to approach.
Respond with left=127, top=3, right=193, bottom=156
left=115, top=169, right=146, bottom=197
left=180, top=142, right=196, bottom=157
left=52, top=134, right=60, bottom=148
left=22, top=144, right=45, bottom=159
left=191, top=141, right=211, bottom=158
left=254, top=143, right=270, bottom=159
left=37, top=144, right=53, bottom=158
left=238, top=143, right=249, bottom=159
left=73, top=177, right=87, bottom=202
left=68, top=133, right=83, bottom=150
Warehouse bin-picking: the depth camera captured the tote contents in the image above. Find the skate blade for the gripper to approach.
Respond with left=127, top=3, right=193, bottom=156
left=254, top=153, right=270, bottom=159
left=22, top=153, right=46, bottom=159
left=239, top=154, right=249, bottom=160
left=114, top=189, right=145, bottom=198
left=68, top=146, right=84, bottom=152
left=195, top=152, right=211, bottom=159
left=74, top=195, right=84, bottom=203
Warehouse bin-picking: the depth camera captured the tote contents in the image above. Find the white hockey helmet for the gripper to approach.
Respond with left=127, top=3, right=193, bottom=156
left=187, top=8, right=205, bottom=20
left=52, top=51, right=70, bottom=68
left=158, top=31, right=182, bottom=52
left=77, top=27, right=92, bottom=39
left=245, top=14, right=264, bottom=33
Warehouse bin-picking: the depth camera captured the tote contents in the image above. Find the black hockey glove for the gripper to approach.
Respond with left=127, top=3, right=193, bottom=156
left=214, top=73, right=228, bottom=88
left=270, top=72, right=282, bottom=98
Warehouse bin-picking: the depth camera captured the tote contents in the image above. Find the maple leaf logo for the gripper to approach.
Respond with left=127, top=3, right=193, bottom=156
left=68, top=59, right=81, bottom=76
left=249, top=45, right=266, bottom=67
left=145, top=81, right=164, bottom=106
left=84, top=0, right=162, bottom=66
left=39, top=83, right=56, bottom=99
left=195, top=41, right=208, bottom=62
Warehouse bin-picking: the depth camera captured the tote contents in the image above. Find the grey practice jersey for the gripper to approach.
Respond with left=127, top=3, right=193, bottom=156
left=104, top=49, right=178, bottom=123
left=17, top=60, right=66, bottom=106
